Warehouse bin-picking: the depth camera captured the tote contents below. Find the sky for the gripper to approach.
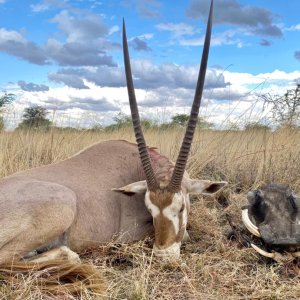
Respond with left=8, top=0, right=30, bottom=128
left=0, top=0, right=299, bottom=128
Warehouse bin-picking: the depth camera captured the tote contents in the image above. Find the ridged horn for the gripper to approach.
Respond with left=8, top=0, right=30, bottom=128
left=122, top=19, right=159, bottom=191
left=168, top=0, right=213, bottom=193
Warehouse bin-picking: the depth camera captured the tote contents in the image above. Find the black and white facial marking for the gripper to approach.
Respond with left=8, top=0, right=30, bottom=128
left=145, top=189, right=190, bottom=258
left=242, top=184, right=300, bottom=262
left=115, top=179, right=227, bottom=258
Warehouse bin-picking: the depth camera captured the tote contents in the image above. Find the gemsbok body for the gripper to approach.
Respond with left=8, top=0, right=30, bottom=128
left=0, top=0, right=225, bottom=264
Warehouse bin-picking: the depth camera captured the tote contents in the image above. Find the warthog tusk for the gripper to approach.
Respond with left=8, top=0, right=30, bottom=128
left=251, top=243, right=275, bottom=258
left=251, top=243, right=299, bottom=263
left=242, top=209, right=261, bottom=237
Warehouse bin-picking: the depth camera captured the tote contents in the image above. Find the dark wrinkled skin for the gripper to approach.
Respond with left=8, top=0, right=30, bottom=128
left=246, top=184, right=300, bottom=252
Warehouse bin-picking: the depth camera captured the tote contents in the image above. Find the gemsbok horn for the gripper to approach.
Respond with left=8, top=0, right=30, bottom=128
left=118, top=0, right=227, bottom=257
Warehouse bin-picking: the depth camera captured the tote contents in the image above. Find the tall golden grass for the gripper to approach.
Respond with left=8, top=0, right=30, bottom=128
left=0, top=127, right=299, bottom=299
left=1, top=126, right=300, bottom=189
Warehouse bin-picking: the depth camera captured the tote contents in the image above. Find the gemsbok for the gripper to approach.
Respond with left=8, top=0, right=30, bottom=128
left=0, top=0, right=225, bottom=265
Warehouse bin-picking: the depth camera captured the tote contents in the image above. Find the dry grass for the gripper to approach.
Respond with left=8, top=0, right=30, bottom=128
left=0, top=127, right=300, bottom=299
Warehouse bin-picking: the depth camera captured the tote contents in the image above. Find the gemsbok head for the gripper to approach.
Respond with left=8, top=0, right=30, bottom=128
left=115, top=0, right=227, bottom=258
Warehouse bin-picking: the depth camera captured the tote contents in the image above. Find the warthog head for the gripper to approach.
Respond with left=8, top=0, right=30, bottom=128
left=242, top=183, right=300, bottom=262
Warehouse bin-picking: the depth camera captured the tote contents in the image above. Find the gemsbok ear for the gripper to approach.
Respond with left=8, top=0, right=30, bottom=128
left=112, top=180, right=147, bottom=194
left=187, top=180, right=227, bottom=195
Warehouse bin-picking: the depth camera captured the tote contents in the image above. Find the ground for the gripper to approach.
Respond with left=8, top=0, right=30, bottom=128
left=0, top=127, right=299, bottom=299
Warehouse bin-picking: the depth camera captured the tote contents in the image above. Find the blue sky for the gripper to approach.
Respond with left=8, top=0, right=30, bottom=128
left=0, top=0, right=299, bottom=128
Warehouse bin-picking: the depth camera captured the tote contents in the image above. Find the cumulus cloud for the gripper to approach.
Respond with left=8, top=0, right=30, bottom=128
left=50, top=10, right=108, bottom=43
left=44, top=97, right=119, bottom=112
left=135, top=87, right=192, bottom=108
left=48, top=66, right=124, bottom=88
left=122, top=0, right=161, bottom=18
left=0, top=28, right=48, bottom=64
left=156, top=23, right=196, bottom=38
left=7, top=84, right=124, bottom=128
left=129, top=60, right=229, bottom=89
left=223, top=69, right=300, bottom=87
left=260, top=39, right=271, bottom=47
left=253, top=25, right=282, bottom=37
left=18, top=81, right=49, bottom=92
left=134, top=87, right=238, bottom=108
left=31, top=0, right=68, bottom=12
left=8, top=68, right=300, bottom=128
left=186, top=0, right=282, bottom=37
left=47, top=62, right=229, bottom=90
left=109, top=25, right=119, bottom=35
left=138, top=0, right=161, bottom=17
left=156, top=23, right=247, bottom=48
left=45, top=38, right=117, bottom=67
left=179, top=28, right=245, bottom=47
left=0, top=9, right=118, bottom=67
left=130, top=37, right=151, bottom=51
left=48, top=71, right=89, bottom=89
left=45, top=9, right=118, bottom=66
left=285, top=24, right=300, bottom=31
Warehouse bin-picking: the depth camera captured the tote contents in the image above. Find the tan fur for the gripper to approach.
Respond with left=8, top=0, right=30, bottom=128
left=150, top=191, right=176, bottom=248
left=0, top=139, right=226, bottom=265
left=0, top=140, right=153, bottom=265
left=150, top=190, right=185, bottom=249
left=149, top=190, right=173, bottom=208
left=0, top=259, right=106, bottom=296
left=27, top=246, right=81, bottom=264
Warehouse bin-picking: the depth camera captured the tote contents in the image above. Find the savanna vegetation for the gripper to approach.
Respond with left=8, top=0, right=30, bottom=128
left=0, top=124, right=299, bottom=299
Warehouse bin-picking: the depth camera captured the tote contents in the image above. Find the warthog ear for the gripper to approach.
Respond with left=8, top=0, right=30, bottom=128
left=293, top=193, right=300, bottom=206
left=112, top=180, right=147, bottom=194
left=187, top=180, right=227, bottom=195
left=247, top=189, right=263, bottom=205
left=247, top=191, right=256, bottom=205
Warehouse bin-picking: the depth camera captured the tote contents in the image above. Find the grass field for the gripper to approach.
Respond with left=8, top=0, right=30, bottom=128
left=0, top=127, right=299, bottom=299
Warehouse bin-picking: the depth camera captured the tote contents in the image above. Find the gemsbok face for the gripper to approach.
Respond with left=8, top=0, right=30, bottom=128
left=116, top=0, right=227, bottom=258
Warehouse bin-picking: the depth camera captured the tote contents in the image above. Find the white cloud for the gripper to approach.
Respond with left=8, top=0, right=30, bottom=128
left=4, top=62, right=300, bottom=129
left=50, top=10, right=108, bottom=43
left=31, top=3, right=50, bottom=12
left=135, top=33, right=154, bottom=40
left=108, top=25, right=119, bottom=35
left=156, top=22, right=196, bottom=38
left=179, top=29, right=247, bottom=48
left=285, top=24, right=300, bottom=31
left=30, top=0, right=68, bottom=12
left=0, top=28, right=48, bottom=64
left=186, top=0, right=282, bottom=38
left=0, top=28, right=26, bottom=43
